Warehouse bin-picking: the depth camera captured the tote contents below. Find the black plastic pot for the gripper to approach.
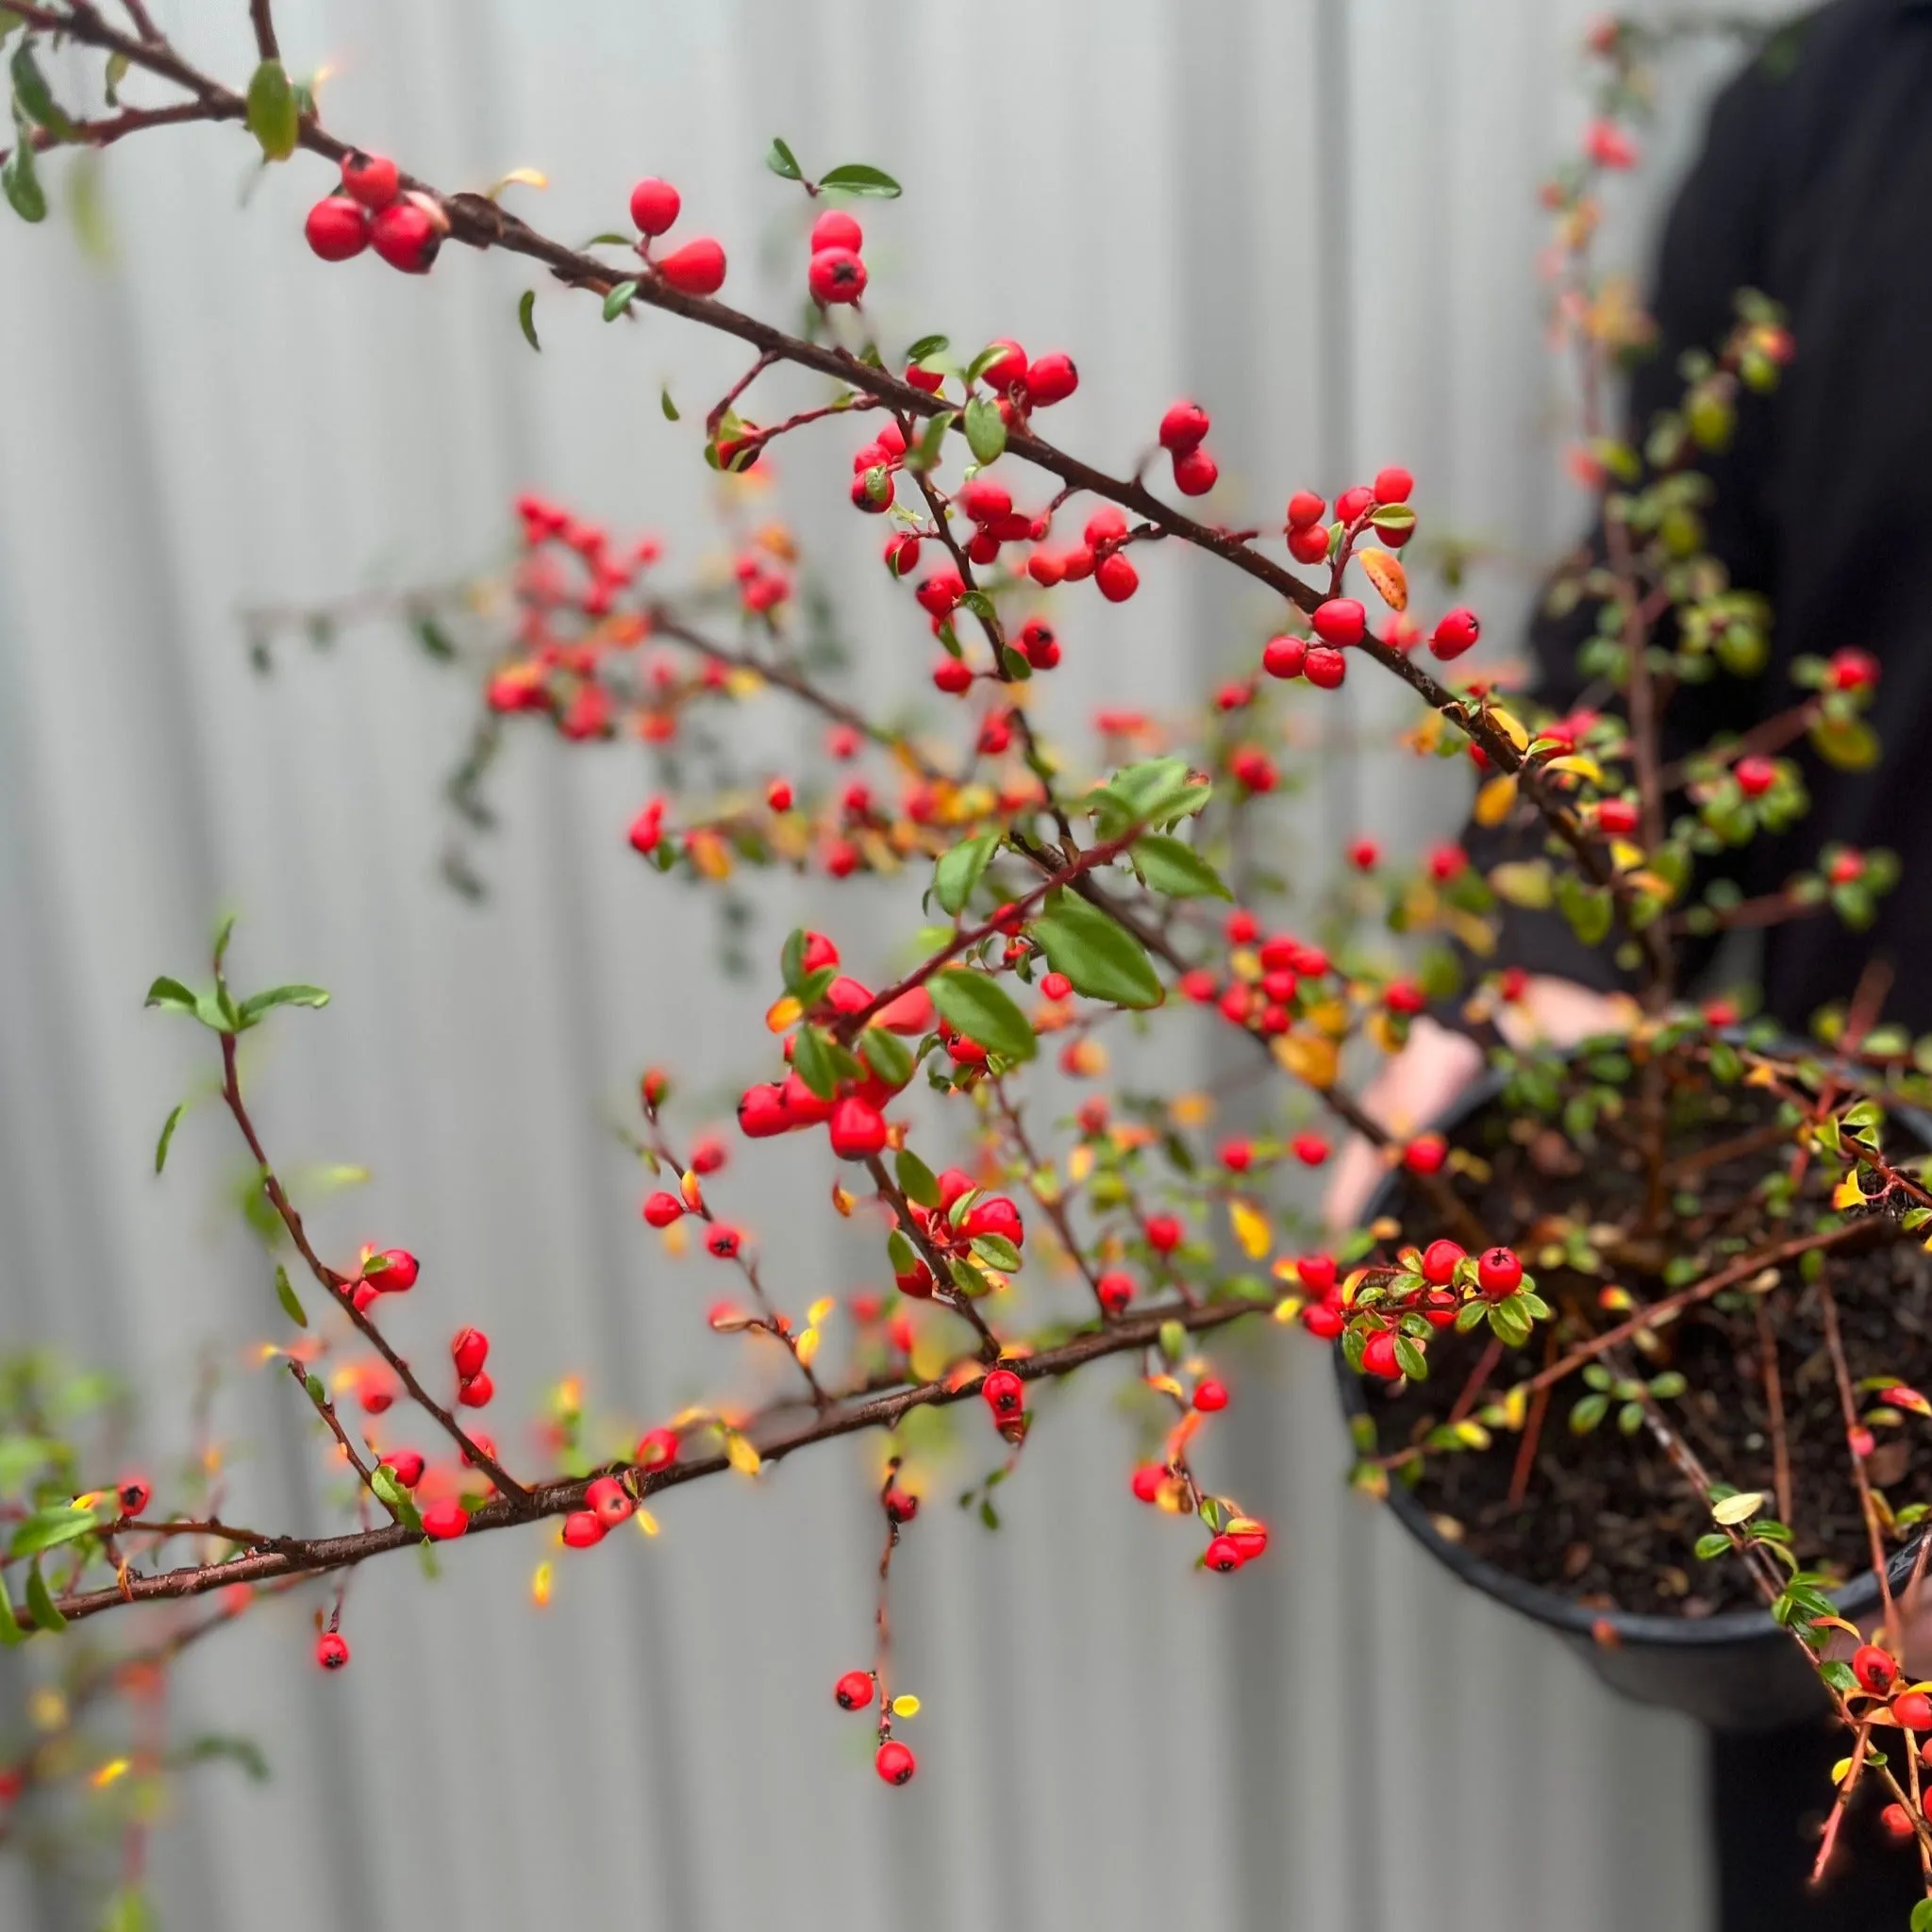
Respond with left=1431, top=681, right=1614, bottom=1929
left=1336, top=1069, right=1928, bottom=1733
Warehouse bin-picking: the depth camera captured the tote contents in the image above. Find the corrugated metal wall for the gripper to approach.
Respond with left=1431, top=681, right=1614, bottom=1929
left=0, top=4, right=1786, bottom=1926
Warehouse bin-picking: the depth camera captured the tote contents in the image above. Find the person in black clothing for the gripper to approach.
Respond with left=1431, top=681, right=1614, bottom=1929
left=1336, top=4, right=1932, bottom=1926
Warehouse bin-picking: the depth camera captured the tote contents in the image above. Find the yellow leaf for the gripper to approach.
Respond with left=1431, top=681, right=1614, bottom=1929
left=1306, top=999, right=1350, bottom=1040
left=829, top=1183, right=855, bottom=1218
left=1473, top=775, right=1520, bottom=827
left=680, top=1170, right=704, bottom=1210
left=1541, top=755, right=1603, bottom=781
left=795, top=1327, right=820, bottom=1368
left=1147, top=1374, right=1185, bottom=1401
left=1170, top=1091, right=1214, bottom=1129
left=1228, top=946, right=1261, bottom=983
left=661, top=1220, right=688, bottom=1257
left=1833, top=1174, right=1868, bottom=1212
left=1273, top=1032, right=1338, bottom=1090
left=808, top=1296, right=836, bottom=1327
left=1487, top=707, right=1530, bottom=751
left=1711, top=1490, right=1765, bottom=1526
left=766, top=994, right=802, bottom=1032
left=1358, top=547, right=1408, bottom=612
left=891, top=1693, right=921, bottom=1718
left=1067, top=1144, right=1094, bottom=1184
left=531, top=1561, right=554, bottom=1607
left=1228, top=1199, right=1273, bottom=1260
left=91, top=1757, right=130, bottom=1790
left=635, top=1508, right=659, bottom=1537
left=725, top=1432, right=763, bottom=1476
left=726, top=668, right=765, bottom=700
left=492, top=166, right=549, bottom=192
left=1272, top=1296, right=1305, bottom=1323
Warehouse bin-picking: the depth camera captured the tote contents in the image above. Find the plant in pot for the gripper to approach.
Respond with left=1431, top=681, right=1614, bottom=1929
left=2, top=4, right=1929, bottom=1924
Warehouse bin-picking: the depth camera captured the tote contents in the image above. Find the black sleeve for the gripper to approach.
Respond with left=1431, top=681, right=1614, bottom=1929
left=1462, top=55, right=1787, bottom=991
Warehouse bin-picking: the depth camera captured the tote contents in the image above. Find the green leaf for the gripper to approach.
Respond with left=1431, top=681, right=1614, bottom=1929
left=1555, top=874, right=1613, bottom=948
left=1367, top=503, right=1416, bottom=534
left=963, top=394, right=1006, bottom=464
left=1911, top=1899, right=1932, bottom=1932
left=517, top=289, right=541, bottom=351
left=12, top=42, right=75, bottom=138
left=928, top=971, right=1037, bottom=1062
left=243, top=58, right=299, bottom=161
left=603, top=279, right=639, bottom=321
left=2, top=128, right=44, bottom=224
left=765, top=137, right=803, bottom=181
left=1393, top=1335, right=1429, bottom=1381
left=792, top=1024, right=858, bottom=1101
left=819, top=162, right=902, bottom=198
left=305, top=1372, right=325, bottom=1407
left=212, top=912, right=238, bottom=974
left=102, top=1889, right=158, bottom=1932
left=971, top=1233, right=1023, bottom=1273
left=894, top=1147, right=941, bottom=1208
left=906, top=408, right=956, bottom=474
left=25, top=1557, right=65, bottom=1632
left=934, top=831, right=1000, bottom=917
left=10, top=1503, right=99, bottom=1557
left=368, top=1464, right=423, bottom=1533
left=1693, top=1531, right=1732, bottom=1561
left=1158, top=1320, right=1187, bottom=1362
left=904, top=333, right=948, bottom=363
left=660, top=385, right=679, bottom=421
left=1031, top=893, right=1163, bottom=1009
left=144, top=975, right=201, bottom=1016
left=275, top=1263, right=307, bottom=1328
left=412, top=615, right=456, bottom=660
left=1132, top=833, right=1231, bottom=900
left=0, top=1582, right=24, bottom=1647
left=237, top=984, right=330, bottom=1025
left=859, top=1025, right=914, bottom=1090
left=1568, top=1392, right=1608, bottom=1435
left=155, top=1102, right=186, bottom=1174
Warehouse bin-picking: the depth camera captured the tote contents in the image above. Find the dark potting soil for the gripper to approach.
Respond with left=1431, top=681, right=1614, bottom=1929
left=1359, top=1082, right=1932, bottom=1618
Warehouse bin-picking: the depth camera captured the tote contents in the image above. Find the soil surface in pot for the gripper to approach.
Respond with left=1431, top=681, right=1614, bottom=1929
left=1360, top=1079, right=1932, bottom=1618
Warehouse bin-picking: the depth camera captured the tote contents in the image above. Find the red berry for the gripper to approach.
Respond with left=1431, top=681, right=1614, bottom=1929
left=1429, top=608, right=1481, bottom=660
left=1144, top=1213, right=1185, bottom=1254
left=1173, top=446, right=1219, bottom=496
left=115, top=1474, right=151, bottom=1518
left=1286, top=491, right=1326, bottom=529
left=316, top=1631, right=351, bottom=1671
left=1855, top=1643, right=1900, bottom=1695
left=1158, top=400, right=1210, bottom=453
left=585, top=1474, right=634, bottom=1528
left=1261, top=634, right=1307, bottom=680
left=914, top=568, right=965, bottom=618
left=1348, top=838, right=1380, bottom=871
left=629, top=177, right=681, bottom=237
left=706, top=1225, right=742, bottom=1259
left=1019, top=616, right=1058, bottom=669
left=1373, top=466, right=1414, bottom=505
left=1828, top=647, right=1879, bottom=692
left=1336, top=485, right=1375, bottom=524
left=636, top=1426, right=680, bottom=1471
left=981, top=1368, right=1024, bottom=1418
left=1097, top=1271, right=1134, bottom=1315
left=1420, top=1240, right=1465, bottom=1287
left=1229, top=1523, right=1270, bottom=1562
left=1288, top=523, right=1331, bottom=565
left=1225, top=909, right=1260, bottom=944
left=1596, top=797, right=1640, bottom=838
left=562, top=1510, right=607, bottom=1549
left=657, top=237, right=726, bottom=296
left=1291, top=1133, right=1330, bottom=1167
left=836, top=1669, right=874, bottom=1710
left=340, top=150, right=399, bottom=211
left=1302, top=1302, right=1344, bottom=1340
left=1193, top=1378, right=1229, bottom=1414
left=370, top=199, right=441, bottom=275
left=458, top=1371, right=493, bottom=1408
left=451, top=1326, right=490, bottom=1380
left=1312, top=598, right=1366, bottom=647
left=1895, top=1690, right=1932, bottom=1731
left=1404, top=1133, right=1447, bottom=1176
left=384, top=1450, right=425, bottom=1489
left=809, top=208, right=862, bottom=255
left=1385, top=980, right=1425, bottom=1017
left=906, top=359, right=945, bottom=393
left=1297, top=1255, right=1338, bottom=1295
left=1477, top=1247, right=1523, bottom=1299
left=1131, top=1463, right=1164, bottom=1504
left=828, top=1094, right=889, bottom=1160
left=1735, top=755, right=1776, bottom=798
left=884, top=532, right=922, bottom=577
left=1024, top=352, right=1079, bottom=406
left=1361, top=1329, right=1401, bottom=1379
left=1305, top=644, right=1346, bottom=690
left=875, top=1740, right=917, bottom=1785
left=1881, top=1802, right=1915, bottom=1840
left=1041, top=972, right=1073, bottom=1001
left=932, top=658, right=974, bottom=695
left=1205, top=1535, right=1245, bottom=1574
left=305, top=195, right=370, bottom=261
left=421, top=1498, right=469, bottom=1540
left=1095, top=552, right=1140, bottom=602
left=808, top=246, right=868, bottom=306
left=737, top=1082, right=791, bottom=1139
left=885, top=1487, right=919, bottom=1523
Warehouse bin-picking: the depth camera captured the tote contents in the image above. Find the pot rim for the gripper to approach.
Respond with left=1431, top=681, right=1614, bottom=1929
left=1338, top=1050, right=1930, bottom=1650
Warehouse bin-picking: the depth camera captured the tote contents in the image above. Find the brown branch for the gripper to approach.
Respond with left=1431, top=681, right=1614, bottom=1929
left=1817, top=1269, right=1899, bottom=1651
left=247, top=0, right=279, bottom=61
left=1757, top=1299, right=1793, bottom=1526
left=7, top=1291, right=1260, bottom=1630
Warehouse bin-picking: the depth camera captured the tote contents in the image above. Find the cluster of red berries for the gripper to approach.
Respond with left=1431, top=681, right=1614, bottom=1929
left=305, top=149, right=445, bottom=273
left=1158, top=400, right=1218, bottom=497
left=806, top=208, right=868, bottom=307
left=452, top=1324, right=493, bottom=1409
left=628, top=176, right=727, bottom=295
left=906, top=336, right=1078, bottom=423
left=1851, top=1643, right=1932, bottom=1821
left=350, top=1244, right=419, bottom=1313
left=1174, top=908, right=1334, bottom=1043
left=889, top=1167, right=1026, bottom=1300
